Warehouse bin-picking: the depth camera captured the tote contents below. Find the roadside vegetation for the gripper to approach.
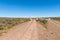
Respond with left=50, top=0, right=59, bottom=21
left=36, top=18, right=48, bottom=29
left=0, top=18, right=30, bottom=36
left=0, top=18, right=30, bottom=30
left=51, top=17, right=60, bottom=21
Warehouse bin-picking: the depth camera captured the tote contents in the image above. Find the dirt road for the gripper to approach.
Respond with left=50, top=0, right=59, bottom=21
left=0, top=19, right=60, bottom=40
left=47, top=19, right=60, bottom=40
left=0, top=20, right=41, bottom=40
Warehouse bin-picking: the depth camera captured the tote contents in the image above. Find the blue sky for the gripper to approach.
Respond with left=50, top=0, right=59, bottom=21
left=0, top=0, right=60, bottom=17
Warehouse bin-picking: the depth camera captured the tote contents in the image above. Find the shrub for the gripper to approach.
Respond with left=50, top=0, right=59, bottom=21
left=0, top=18, right=30, bottom=30
left=36, top=19, right=47, bottom=29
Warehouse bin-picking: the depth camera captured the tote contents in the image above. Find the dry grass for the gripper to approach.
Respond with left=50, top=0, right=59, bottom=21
left=0, top=18, right=30, bottom=30
left=36, top=18, right=47, bottom=29
left=0, top=18, right=30, bottom=36
left=51, top=17, right=60, bottom=21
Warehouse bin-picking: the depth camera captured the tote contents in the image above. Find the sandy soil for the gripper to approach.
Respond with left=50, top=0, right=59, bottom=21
left=47, top=19, right=60, bottom=40
left=0, top=19, right=60, bottom=40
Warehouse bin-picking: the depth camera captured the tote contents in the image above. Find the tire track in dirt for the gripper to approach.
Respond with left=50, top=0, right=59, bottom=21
left=0, top=20, right=33, bottom=40
left=47, top=19, right=60, bottom=40
left=0, top=19, right=60, bottom=40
